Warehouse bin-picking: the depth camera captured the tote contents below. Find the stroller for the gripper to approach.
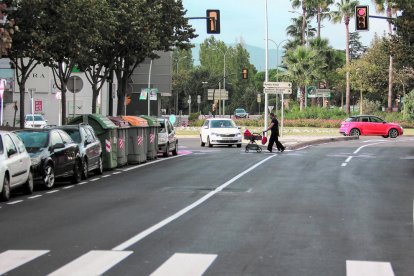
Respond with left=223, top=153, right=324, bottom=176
left=243, top=129, right=263, bottom=153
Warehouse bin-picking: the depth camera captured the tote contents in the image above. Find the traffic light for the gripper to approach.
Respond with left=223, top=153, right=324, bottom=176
left=242, top=68, right=248, bottom=80
left=355, top=5, right=369, bottom=31
left=207, top=10, right=220, bottom=34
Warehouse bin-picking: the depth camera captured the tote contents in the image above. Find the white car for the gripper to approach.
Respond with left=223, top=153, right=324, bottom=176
left=24, top=114, right=48, bottom=128
left=0, top=131, right=33, bottom=201
left=157, top=117, right=178, bottom=157
left=200, top=118, right=242, bottom=148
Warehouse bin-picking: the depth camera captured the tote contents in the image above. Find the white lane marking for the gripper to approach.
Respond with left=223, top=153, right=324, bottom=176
left=89, top=178, right=100, bottom=182
left=0, top=250, right=49, bottom=275
left=123, top=155, right=182, bottom=172
left=150, top=253, right=217, bottom=276
left=353, top=142, right=388, bottom=154
left=363, top=139, right=388, bottom=143
left=346, top=260, right=394, bottom=276
left=63, top=185, right=74, bottom=190
left=46, top=190, right=59, bottom=194
left=6, top=200, right=23, bottom=205
left=28, top=195, right=42, bottom=199
left=78, top=181, right=87, bottom=185
left=345, top=156, right=353, bottom=163
left=112, top=155, right=276, bottom=251
left=341, top=163, right=347, bottom=167
left=102, top=175, right=111, bottom=178
left=48, top=250, right=132, bottom=276
left=112, top=172, right=121, bottom=175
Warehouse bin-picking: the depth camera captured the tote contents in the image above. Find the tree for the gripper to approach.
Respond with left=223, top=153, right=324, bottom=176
left=332, top=0, right=359, bottom=114
left=349, top=32, right=368, bottom=59
left=309, top=0, right=334, bottom=38
left=7, top=0, right=45, bottom=128
left=0, top=1, right=15, bottom=57
left=110, top=0, right=196, bottom=116
left=290, top=0, right=308, bottom=46
left=284, top=45, right=324, bottom=110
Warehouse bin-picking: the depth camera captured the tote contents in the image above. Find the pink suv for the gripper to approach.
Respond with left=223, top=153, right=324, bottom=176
left=339, top=115, right=403, bottom=138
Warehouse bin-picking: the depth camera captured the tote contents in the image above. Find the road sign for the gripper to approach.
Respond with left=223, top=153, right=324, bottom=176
left=35, top=100, right=42, bottom=112
left=264, top=88, right=292, bottom=94
left=268, top=105, right=274, bottom=113
left=263, top=82, right=292, bottom=88
left=207, top=89, right=228, bottom=100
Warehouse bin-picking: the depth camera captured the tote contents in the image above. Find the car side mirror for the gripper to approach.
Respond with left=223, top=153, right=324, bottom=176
left=53, top=143, right=65, bottom=150
left=7, top=148, right=17, bottom=157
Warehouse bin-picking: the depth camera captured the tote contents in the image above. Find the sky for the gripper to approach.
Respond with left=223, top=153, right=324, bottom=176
left=181, top=0, right=391, bottom=51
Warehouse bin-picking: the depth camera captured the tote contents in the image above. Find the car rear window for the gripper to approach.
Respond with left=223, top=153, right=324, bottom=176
left=17, top=131, right=49, bottom=149
left=345, top=117, right=357, bottom=122
left=63, top=129, right=82, bottom=143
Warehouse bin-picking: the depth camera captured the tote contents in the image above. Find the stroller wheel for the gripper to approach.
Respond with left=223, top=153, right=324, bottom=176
left=257, top=147, right=262, bottom=153
left=245, top=147, right=249, bottom=153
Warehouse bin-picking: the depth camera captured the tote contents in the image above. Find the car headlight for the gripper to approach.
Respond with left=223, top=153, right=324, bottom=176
left=236, top=133, right=241, bottom=137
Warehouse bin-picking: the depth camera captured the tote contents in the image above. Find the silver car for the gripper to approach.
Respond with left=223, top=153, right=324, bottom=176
left=157, top=117, right=178, bottom=157
left=0, top=131, right=33, bottom=201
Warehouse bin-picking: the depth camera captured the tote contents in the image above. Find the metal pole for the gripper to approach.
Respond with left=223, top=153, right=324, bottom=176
left=223, top=52, right=226, bottom=116
left=73, top=77, right=76, bottom=118
left=218, top=81, right=221, bottom=116
left=148, top=59, right=153, bottom=116
left=264, top=0, right=269, bottom=130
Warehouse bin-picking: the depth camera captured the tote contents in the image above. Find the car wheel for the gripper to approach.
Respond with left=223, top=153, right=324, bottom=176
left=388, top=128, right=399, bottom=138
left=207, top=136, right=212, bottom=147
left=23, top=170, right=34, bottom=195
left=81, top=159, right=88, bottom=180
left=172, top=141, right=178, bottom=156
left=237, top=144, right=242, bottom=148
left=1, top=176, right=10, bottom=202
left=349, top=128, right=360, bottom=137
left=200, top=136, right=205, bottom=147
left=94, top=156, right=103, bottom=175
left=71, top=159, right=82, bottom=184
left=163, top=143, right=169, bottom=157
left=43, top=163, right=55, bottom=189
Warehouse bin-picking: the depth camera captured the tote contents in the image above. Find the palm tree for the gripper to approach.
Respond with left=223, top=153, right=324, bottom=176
left=284, top=46, right=324, bottom=111
left=286, top=16, right=316, bottom=44
left=332, top=0, right=358, bottom=114
left=311, top=0, right=334, bottom=38
left=372, top=0, right=398, bottom=112
left=290, top=0, right=308, bottom=45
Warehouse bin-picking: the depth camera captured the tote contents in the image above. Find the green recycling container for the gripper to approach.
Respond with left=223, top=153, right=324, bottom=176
left=69, top=114, right=118, bottom=170
left=122, top=116, right=148, bottom=164
left=107, top=116, right=129, bottom=167
left=139, top=115, right=160, bottom=160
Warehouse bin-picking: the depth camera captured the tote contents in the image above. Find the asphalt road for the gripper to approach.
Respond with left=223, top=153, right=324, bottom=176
left=0, top=137, right=413, bottom=276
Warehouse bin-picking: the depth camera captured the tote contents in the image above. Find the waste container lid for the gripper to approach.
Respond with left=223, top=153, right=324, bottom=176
left=108, top=116, right=130, bottom=128
left=139, top=115, right=161, bottom=127
left=69, top=114, right=116, bottom=129
left=121, top=116, right=149, bottom=127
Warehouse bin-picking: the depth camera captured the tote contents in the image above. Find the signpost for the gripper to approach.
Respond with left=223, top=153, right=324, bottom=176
left=263, top=82, right=292, bottom=137
left=207, top=89, right=228, bottom=100
left=0, top=79, right=5, bottom=126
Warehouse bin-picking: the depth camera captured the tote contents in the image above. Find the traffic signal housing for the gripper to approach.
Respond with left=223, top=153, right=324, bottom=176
left=242, top=68, right=248, bottom=80
left=207, top=10, right=220, bottom=34
left=355, top=5, right=369, bottom=31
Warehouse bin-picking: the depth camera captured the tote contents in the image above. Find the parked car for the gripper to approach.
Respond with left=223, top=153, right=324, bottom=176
left=0, top=131, right=33, bottom=201
left=15, top=129, right=82, bottom=189
left=234, top=108, right=249, bottom=119
left=157, top=117, right=178, bottom=157
left=200, top=118, right=242, bottom=147
left=339, top=115, right=404, bottom=138
left=54, top=124, right=103, bottom=179
left=24, top=114, right=48, bottom=128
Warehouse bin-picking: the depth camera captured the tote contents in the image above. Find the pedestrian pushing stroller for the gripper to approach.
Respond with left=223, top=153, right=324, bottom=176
left=244, top=129, right=263, bottom=153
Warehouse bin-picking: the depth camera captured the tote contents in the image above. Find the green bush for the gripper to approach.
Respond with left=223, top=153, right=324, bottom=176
left=188, top=112, right=200, bottom=122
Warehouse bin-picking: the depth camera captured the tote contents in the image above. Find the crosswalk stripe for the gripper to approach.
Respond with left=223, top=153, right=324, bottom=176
left=47, top=250, right=132, bottom=276
left=0, top=250, right=49, bottom=275
left=150, top=253, right=217, bottom=276
left=346, top=260, right=394, bottom=276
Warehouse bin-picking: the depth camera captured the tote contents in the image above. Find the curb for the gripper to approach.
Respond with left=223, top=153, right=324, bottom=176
left=286, top=136, right=359, bottom=150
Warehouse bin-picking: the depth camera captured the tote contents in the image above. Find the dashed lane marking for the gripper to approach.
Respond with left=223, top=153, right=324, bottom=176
left=150, top=253, right=217, bottom=276
left=102, top=175, right=111, bottom=178
left=63, top=185, right=74, bottom=190
left=46, top=190, right=59, bottom=194
left=6, top=200, right=23, bottom=205
left=89, top=178, right=100, bottom=182
left=28, top=195, right=42, bottom=199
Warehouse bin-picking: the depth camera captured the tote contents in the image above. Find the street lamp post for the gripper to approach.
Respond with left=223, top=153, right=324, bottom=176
left=213, top=47, right=230, bottom=116
left=268, top=38, right=288, bottom=111
left=264, top=0, right=269, bottom=131
left=175, top=56, right=188, bottom=115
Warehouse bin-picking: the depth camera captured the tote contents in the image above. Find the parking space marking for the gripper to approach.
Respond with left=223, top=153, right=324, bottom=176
left=6, top=200, right=23, bottom=205
left=28, top=195, right=42, bottom=199
left=78, top=181, right=88, bottom=185
left=46, top=190, right=59, bottom=194
left=63, top=185, right=74, bottom=190
left=89, top=178, right=100, bottom=182
left=112, top=172, right=121, bottom=175
left=102, top=175, right=111, bottom=178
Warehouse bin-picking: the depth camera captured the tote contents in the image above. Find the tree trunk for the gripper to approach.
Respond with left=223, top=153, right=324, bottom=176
left=387, top=6, right=393, bottom=112
left=317, top=5, right=321, bottom=38
left=19, top=85, right=25, bottom=129
left=345, top=18, right=351, bottom=114
left=300, top=86, right=305, bottom=111
left=61, top=84, right=67, bottom=125
left=359, top=90, right=363, bottom=115
left=302, top=1, right=307, bottom=46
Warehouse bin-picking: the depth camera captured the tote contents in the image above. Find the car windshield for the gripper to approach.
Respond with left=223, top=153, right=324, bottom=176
left=62, top=129, right=82, bottom=143
left=345, top=117, right=357, bottom=122
left=26, top=115, right=44, bottom=121
left=211, top=120, right=236, bottom=128
left=158, top=120, right=166, bottom=133
left=235, top=109, right=245, bottom=113
left=17, top=131, right=49, bottom=149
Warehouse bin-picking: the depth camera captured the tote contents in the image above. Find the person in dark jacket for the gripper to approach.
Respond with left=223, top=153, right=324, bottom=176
left=264, top=113, right=285, bottom=153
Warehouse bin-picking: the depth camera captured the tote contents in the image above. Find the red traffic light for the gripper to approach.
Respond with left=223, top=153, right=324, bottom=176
left=355, top=5, right=369, bottom=31
left=357, top=8, right=366, bottom=16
